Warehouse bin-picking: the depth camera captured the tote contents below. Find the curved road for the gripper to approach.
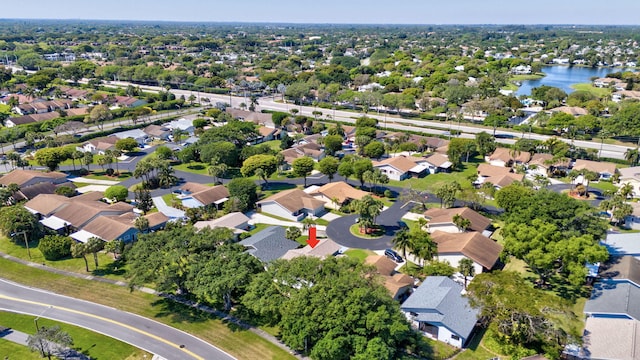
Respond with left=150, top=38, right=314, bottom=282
left=326, top=199, right=412, bottom=250
left=0, top=278, right=234, bottom=360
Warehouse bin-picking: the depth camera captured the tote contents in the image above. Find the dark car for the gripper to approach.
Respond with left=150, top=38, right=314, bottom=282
left=384, top=249, right=404, bottom=263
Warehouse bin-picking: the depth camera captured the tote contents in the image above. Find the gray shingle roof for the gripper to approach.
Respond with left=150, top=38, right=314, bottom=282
left=584, top=282, right=640, bottom=320
left=401, top=276, right=479, bottom=340
left=239, top=226, right=300, bottom=263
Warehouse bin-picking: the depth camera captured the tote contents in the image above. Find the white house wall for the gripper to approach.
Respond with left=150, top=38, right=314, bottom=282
left=439, top=254, right=483, bottom=274
left=375, top=164, right=408, bottom=181
left=434, top=323, right=464, bottom=348
left=260, top=201, right=301, bottom=221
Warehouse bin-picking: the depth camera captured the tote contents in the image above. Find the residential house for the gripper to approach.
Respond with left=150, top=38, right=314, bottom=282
left=584, top=281, right=640, bottom=320
left=423, top=153, right=453, bottom=174
left=70, top=213, right=139, bottom=243
left=373, top=155, right=429, bottom=181
left=60, top=87, right=90, bottom=101
left=423, top=207, right=492, bottom=235
left=308, top=181, right=369, bottom=209
left=618, top=166, right=640, bottom=198
left=599, top=256, right=640, bottom=288
left=579, top=317, right=640, bottom=360
left=486, top=147, right=531, bottom=167
left=527, top=153, right=570, bottom=177
left=178, top=183, right=229, bottom=209
left=239, top=226, right=300, bottom=263
left=194, top=212, right=251, bottom=236
left=281, top=238, right=342, bottom=261
left=572, top=159, right=617, bottom=181
left=77, top=136, right=118, bottom=154
left=401, top=276, right=479, bottom=348
left=257, top=189, right=325, bottom=221
left=476, top=163, right=524, bottom=189
left=623, top=202, right=640, bottom=230
left=112, top=129, right=148, bottom=146
left=24, top=194, right=74, bottom=218
left=420, top=136, right=449, bottom=153
left=226, top=108, right=273, bottom=125
left=5, top=112, right=60, bottom=127
left=254, top=126, right=279, bottom=144
left=364, top=255, right=414, bottom=301
left=280, top=143, right=325, bottom=168
left=164, top=118, right=195, bottom=136
left=143, top=212, right=170, bottom=232
left=613, top=90, right=640, bottom=102
left=548, top=106, right=588, bottom=117
left=593, top=77, right=626, bottom=88
left=601, top=232, right=640, bottom=258
left=143, top=125, right=171, bottom=141
left=0, top=169, right=67, bottom=188
left=430, top=230, right=503, bottom=274
left=11, top=182, right=76, bottom=203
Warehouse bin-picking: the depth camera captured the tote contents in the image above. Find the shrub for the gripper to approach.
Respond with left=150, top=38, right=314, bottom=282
left=54, top=186, right=75, bottom=197
left=105, top=168, right=115, bottom=176
left=78, top=168, right=90, bottom=176
left=384, top=189, right=393, bottom=198
left=104, top=185, right=128, bottom=202
left=38, top=235, right=72, bottom=260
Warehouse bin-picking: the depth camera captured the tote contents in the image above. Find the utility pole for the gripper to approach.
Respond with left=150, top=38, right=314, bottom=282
left=13, top=231, right=31, bottom=259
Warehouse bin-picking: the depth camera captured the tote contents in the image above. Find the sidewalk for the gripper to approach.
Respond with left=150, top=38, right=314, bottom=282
left=0, top=327, right=90, bottom=359
left=67, top=176, right=120, bottom=186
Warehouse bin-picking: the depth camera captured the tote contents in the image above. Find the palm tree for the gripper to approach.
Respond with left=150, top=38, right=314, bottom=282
left=412, top=234, right=438, bottom=266
left=392, top=229, right=412, bottom=259
left=458, top=258, right=475, bottom=289
left=625, top=148, right=640, bottom=166
left=208, top=163, right=228, bottom=184
left=619, top=182, right=635, bottom=199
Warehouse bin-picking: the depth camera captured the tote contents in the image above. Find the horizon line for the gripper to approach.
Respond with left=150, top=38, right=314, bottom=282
left=0, top=18, right=638, bottom=27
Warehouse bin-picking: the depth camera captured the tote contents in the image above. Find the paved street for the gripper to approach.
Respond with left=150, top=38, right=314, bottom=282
left=326, top=199, right=412, bottom=250
left=0, top=278, right=235, bottom=360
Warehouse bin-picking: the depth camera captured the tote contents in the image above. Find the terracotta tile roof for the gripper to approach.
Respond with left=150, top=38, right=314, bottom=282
left=488, top=147, right=531, bottom=164
left=424, top=207, right=491, bottom=232
left=310, top=181, right=369, bottom=203
left=0, top=169, right=66, bottom=187
left=573, top=159, right=617, bottom=175
left=431, top=231, right=502, bottom=269
left=258, top=188, right=325, bottom=213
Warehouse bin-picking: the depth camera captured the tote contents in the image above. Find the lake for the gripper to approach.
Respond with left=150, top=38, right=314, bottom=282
left=515, top=65, right=633, bottom=96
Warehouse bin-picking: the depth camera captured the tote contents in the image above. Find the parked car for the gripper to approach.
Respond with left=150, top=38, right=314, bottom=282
left=384, top=248, right=404, bottom=263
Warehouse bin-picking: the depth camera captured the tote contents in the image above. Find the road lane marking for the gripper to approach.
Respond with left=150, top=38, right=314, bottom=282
left=0, top=294, right=204, bottom=360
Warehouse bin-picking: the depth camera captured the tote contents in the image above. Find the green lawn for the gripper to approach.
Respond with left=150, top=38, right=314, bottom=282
left=247, top=223, right=271, bottom=235
left=0, top=338, right=43, bottom=360
left=173, top=162, right=210, bottom=175
left=349, top=223, right=384, bottom=238
left=259, top=183, right=298, bottom=199
left=0, top=257, right=295, bottom=360
left=344, top=248, right=376, bottom=262
left=261, top=140, right=282, bottom=152
left=453, top=328, right=505, bottom=360
left=510, top=73, right=545, bottom=81
left=571, top=83, right=613, bottom=98
left=0, top=311, right=149, bottom=359
left=588, top=181, right=618, bottom=193
left=388, top=162, right=478, bottom=192
left=162, top=192, right=180, bottom=207
left=83, top=170, right=133, bottom=181
left=0, top=237, right=128, bottom=282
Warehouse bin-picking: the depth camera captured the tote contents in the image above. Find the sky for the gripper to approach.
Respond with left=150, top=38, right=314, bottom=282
left=4, top=0, right=640, bottom=25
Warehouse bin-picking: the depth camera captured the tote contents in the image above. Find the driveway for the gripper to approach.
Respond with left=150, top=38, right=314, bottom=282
left=152, top=196, right=185, bottom=219
left=326, top=200, right=412, bottom=251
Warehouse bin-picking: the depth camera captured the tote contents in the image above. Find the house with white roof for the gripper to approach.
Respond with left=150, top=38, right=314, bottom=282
left=164, top=118, right=195, bottom=136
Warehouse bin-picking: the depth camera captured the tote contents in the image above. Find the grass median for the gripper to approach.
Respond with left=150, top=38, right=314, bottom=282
left=0, top=257, right=295, bottom=360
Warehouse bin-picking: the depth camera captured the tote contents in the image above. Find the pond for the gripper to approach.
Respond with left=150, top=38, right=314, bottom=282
left=515, top=65, right=635, bottom=96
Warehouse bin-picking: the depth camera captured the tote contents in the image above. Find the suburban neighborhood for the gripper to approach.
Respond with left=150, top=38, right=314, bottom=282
left=1, top=14, right=640, bottom=360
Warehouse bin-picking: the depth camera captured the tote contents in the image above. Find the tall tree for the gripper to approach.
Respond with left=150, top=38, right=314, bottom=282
left=317, top=156, right=339, bottom=182
left=241, top=154, right=277, bottom=187
left=458, top=258, right=475, bottom=289
left=27, top=325, right=73, bottom=360
left=292, top=156, right=315, bottom=187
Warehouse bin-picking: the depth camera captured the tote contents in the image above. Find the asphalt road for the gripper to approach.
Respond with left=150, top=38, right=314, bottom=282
left=100, top=79, right=634, bottom=160
left=0, top=278, right=235, bottom=360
